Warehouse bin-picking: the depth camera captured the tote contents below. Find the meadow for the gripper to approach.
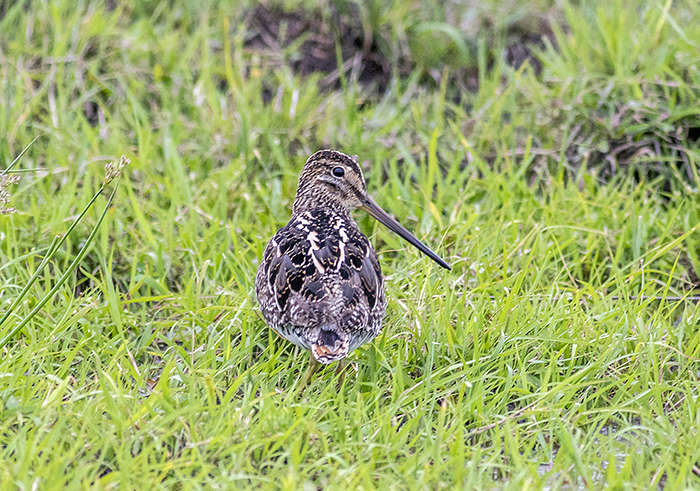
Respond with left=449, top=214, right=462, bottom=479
left=1, top=0, right=700, bottom=489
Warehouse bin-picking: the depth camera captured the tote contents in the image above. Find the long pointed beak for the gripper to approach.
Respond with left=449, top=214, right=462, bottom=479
left=361, top=197, right=451, bottom=270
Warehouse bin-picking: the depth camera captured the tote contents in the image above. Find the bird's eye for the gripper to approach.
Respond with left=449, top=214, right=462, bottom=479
left=332, top=166, right=345, bottom=178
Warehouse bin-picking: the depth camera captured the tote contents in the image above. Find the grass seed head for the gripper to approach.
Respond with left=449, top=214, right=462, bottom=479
left=0, top=174, right=20, bottom=215
left=103, top=155, right=130, bottom=185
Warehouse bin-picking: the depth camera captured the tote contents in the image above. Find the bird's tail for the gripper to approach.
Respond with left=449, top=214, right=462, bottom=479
left=311, top=327, right=349, bottom=364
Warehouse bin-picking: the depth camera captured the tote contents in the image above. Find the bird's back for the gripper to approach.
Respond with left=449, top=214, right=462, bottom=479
left=256, top=208, right=387, bottom=362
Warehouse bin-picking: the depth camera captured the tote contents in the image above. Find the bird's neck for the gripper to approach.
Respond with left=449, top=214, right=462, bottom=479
left=291, top=192, right=352, bottom=219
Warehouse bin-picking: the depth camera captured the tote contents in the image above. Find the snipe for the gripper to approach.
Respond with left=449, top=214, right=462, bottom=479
left=255, top=150, right=450, bottom=381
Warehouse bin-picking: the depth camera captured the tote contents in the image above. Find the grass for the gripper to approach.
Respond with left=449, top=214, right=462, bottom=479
left=1, top=0, right=700, bottom=489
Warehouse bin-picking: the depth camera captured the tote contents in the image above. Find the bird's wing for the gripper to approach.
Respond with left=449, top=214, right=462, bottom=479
left=263, top=213, right=382, bottom=329
left=264, top=218, right=338, bottom=326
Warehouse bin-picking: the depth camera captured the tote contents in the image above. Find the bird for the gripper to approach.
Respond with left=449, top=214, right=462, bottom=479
left=255, top=150, right=450, bottom=383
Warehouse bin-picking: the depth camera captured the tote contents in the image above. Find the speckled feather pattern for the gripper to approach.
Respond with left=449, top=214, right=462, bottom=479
left=255, top=208, right=386, bottom=363
left=256, top=151, right=387, bottom=364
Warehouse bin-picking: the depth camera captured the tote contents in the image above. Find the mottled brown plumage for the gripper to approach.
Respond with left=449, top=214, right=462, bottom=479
left=255, top=150, right=450, bottom=373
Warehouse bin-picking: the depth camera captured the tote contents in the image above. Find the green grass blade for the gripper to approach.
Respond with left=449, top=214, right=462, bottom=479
left=0, top=181, right=120, bottom=349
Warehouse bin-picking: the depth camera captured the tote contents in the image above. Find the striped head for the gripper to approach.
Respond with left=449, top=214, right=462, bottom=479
left=292, top=150, right=367, bottom=215
left=291, top=149, right=451, bottom=270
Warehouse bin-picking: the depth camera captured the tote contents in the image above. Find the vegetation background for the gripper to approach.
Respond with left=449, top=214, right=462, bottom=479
left=1, top=0, right=699, bottom=489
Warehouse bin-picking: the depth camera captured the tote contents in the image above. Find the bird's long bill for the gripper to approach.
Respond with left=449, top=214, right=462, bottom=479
left=361, top=197, right=451, bottom=270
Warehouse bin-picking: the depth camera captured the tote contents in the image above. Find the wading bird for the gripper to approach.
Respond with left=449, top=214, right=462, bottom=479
left=256, top=150, right=450, bottom=382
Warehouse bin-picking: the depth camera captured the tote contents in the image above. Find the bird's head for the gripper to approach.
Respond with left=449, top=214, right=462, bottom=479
left=292, top=149, right=451, bottom=270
